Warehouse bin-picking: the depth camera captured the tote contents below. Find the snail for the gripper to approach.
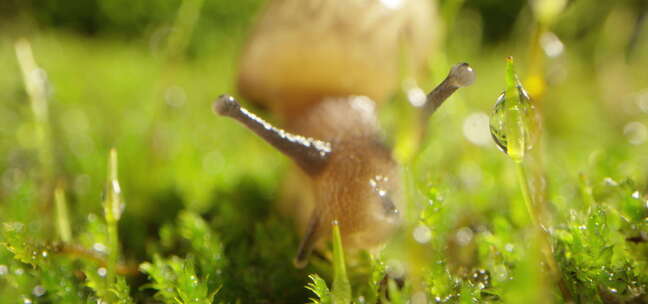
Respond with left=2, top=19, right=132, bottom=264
left=213, top=0, right=475, bottom=268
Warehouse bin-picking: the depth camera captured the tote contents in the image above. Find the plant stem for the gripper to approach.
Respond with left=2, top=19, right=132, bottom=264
left=104, top=148, right=122, bottom=284
left=166, top=0, right=205, bottom=61
left=54, top=185, right=72, bottom=243
left=15, top=39, right=55, bottom=187
left=516, top=161, right=572, bottom=302
left=106, top=219, right=119, bottom=283
left=515, top=162, right=539, bottom=227
left=331, top=222, right=351, bottom=304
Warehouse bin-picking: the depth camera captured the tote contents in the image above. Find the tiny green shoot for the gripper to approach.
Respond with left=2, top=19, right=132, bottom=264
left=332, top=221, right=351, bottom=304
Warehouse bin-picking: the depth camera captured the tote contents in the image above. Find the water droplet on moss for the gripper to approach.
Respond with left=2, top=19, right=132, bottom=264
left=493, top=264, right=508, bottom=281
left=32, top=285, right=45, bottom=297
left=489, top=88, right=539, bottom=154
left=413, top=224, right=432, bottom=244
left=604, top=177, right=618, bottom=186
left=455, top=227, right=474, bottom=246
left=386, top=259, right=405, bottom=279
left=623, top=122, right=647, bottom=145
left=93, top=243, right=107, bottom=254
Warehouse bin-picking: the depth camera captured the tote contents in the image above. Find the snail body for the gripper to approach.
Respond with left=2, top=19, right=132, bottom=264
left=238, top=0, right=436, bottom=117
left=214, top=0, right=475, bottom=267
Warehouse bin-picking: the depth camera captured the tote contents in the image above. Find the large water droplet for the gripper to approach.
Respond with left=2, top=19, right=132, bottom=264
left=489, top=87, right=539, bottom=154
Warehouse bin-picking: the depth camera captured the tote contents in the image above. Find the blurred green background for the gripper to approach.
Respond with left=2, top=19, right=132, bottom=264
left=0, top=0, right=647, bottom=303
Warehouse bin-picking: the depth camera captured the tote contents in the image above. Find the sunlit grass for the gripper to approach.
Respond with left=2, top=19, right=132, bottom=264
left=0, top=4, right=647, bottom=301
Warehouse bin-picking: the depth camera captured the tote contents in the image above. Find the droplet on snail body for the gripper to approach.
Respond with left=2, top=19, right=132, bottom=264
left=489, top=86, right=539, bottom=155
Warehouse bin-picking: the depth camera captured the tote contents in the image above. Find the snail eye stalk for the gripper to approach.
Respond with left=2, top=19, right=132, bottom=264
left=421, top=62, right=476, bottom=120
left=213, top=95, right=332, bottom=175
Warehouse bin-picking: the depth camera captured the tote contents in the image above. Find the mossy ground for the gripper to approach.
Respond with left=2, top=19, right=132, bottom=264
left=1, top=2, right=648, bottom=303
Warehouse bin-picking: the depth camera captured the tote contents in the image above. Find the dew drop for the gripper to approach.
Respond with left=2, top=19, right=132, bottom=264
left=456, top=227, right=474, bottom=246
left=93, top=243, right=108, bottom=254
left=540, top=32, right=564, bottom=58
left=97, top=267, right=107, bottom=277
left=32, top=285, right=45, bottom=297
left=494, top=264, right=508, bottom=281
left=23, top=297, right=32, bottom=304
left=632, top=191, right=640, bottom=199
left=386, top=259, right=405, bottom=279
left=0, top=265, right=7, bottom=276
left=490, top=93, right=508, bottom=152
left=604, top=177, right=618, bottom=186
left=623, top=122, right=647, bottom=145
left=471, top=269, right=491, bottom=289
left=413, top=224, right=432, bottom=244
left=489, top=88, right=539, bottom=154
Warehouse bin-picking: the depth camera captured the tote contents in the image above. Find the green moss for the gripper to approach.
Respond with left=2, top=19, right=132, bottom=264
left=1, top=1, right=648, bottom=302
